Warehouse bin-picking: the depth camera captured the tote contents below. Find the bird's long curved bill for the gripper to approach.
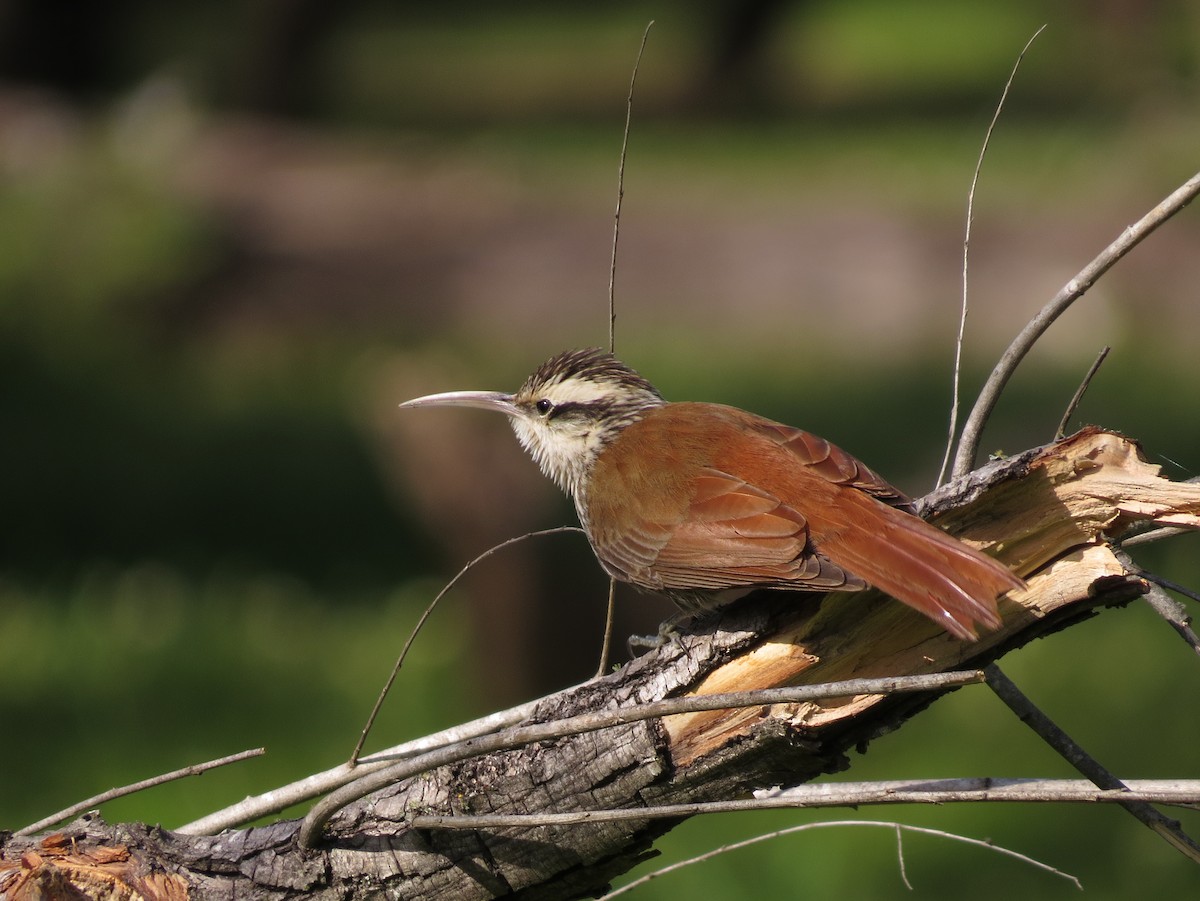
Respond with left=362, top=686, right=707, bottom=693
left=399, top=390, right=518, bottom=416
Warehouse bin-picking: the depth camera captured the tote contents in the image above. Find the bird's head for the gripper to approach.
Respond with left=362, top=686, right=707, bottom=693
left=400, top=348, right=665, bottom=500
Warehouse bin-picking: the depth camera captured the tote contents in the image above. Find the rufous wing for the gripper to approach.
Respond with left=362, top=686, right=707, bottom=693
left=586, top=402, right=1021, bottom=639
left=584, top=406, right=867, bottom=596
left=647, top=467, right=866, bottom=591
left=747, top=414, right=1022, bottom=639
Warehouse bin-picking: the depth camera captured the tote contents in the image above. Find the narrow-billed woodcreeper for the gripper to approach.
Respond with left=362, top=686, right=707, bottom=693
left=401, top=348, right=1021, bottom=639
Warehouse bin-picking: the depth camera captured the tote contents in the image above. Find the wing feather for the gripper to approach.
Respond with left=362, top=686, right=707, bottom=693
left=584, top=402, right=1017, bottom=638
left=760, top=422, right=915, bottom=512
left=594, top=465, right=860, bottom=592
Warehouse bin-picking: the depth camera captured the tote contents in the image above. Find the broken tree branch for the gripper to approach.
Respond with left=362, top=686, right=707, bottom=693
left=5, top=427, right=1199, bottom=900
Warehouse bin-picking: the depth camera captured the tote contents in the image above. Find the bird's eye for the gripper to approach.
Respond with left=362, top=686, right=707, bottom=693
left=535, top=398, right=554, bottom=416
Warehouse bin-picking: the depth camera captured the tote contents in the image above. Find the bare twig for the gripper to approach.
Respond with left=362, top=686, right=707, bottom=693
left=983, top=664, right=1200, bottom=863
left=178, top=681, right=588, bottom=835
left=1142, top=581, right=1200, bottom=656
left=609, top=20, right=654, bottom=353
left=1140, top=571, right=1200, bottom=606
left=599, top=25, right=654, bottom=679
left=598, top=819, right=1081, bottom=899
left=895, top=823, right=913, bottom=890
left=348, top=526, right=584, bottom=765
left=1112, top=546, right=1200, bottom=655
left=938, top=24, right=1047, bottom=488
left=1056, top=345, right=1111, bottom=439
left=952, top=168, right=1200, bottom=479
left=406, top=778, right=1200, bottom=829
left=16, top=748, right=265, bottom=836
left=298, top=670, right=986, bottom=847
left=594, top=577, right=618, bottom=678
left=1122, top=525, right=1193, bottom=547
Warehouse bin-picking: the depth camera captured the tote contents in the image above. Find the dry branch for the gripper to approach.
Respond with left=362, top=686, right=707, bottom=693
left=3, top=427, right=1198, bottom=900
left=951, top=168, right=1200, bottom=478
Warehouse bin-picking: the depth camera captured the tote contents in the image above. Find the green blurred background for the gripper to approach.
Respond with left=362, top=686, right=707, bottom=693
left=2, top=1, right=1199, bottom=897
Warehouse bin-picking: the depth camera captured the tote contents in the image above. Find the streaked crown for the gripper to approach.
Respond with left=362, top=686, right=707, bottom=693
left=509, top=349, right=665, bottom=499
left=516, top=348, right=661, bottom=409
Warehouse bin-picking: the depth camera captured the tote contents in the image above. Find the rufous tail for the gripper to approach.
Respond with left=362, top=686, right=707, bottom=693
left=814, top=496, right=1023, bottom=640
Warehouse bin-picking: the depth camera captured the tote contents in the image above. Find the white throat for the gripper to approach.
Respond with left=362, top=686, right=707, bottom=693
left=509, top=416, right=605, bottom=502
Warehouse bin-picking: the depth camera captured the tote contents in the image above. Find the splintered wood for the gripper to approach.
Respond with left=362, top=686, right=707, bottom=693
left=665, top=427, right=1200, bottom=767
left=0, top=833, right=189, bottom=901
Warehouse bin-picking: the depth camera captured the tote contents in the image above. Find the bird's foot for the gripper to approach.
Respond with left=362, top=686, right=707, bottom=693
left=627, top=614, right=688, bottom=656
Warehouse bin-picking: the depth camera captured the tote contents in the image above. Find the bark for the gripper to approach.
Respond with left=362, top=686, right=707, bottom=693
left=3, top=427, right=1199, bottom=900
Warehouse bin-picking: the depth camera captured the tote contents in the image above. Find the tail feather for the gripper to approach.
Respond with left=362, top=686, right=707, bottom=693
left=812, top=496, right=1022, bottom=640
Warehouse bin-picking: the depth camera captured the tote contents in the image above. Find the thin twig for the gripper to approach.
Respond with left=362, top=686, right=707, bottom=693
left=1142, top=582, right=1200, bottom=656
left=406, top=778, right=1200, bottom=829
left=1111, top=546, right=1200, bottom=655
left=177, top=685, right=586, bottom=835
left=952, top=168, right=1200, bottom=479
left=1122, top=524, right=1193, bottom=547
left=299, top=670, right=986, bottom=847
left=16, top=748, right=265, bottom=836
left=598, top=819, right=1081, bottom=899
left=348, top=526, right=584, bottom=765
left=983, top=664, right=1200, bottom=863
left=1056, top=345, right=1110, bottom=439
left=598, top=25, right=654, bottom=678
left=609, top=20, right=654, bottom=353
left=938, top=24, right=1047, bottom=488
left=895, top=823, right=913, bottom=890
left=1140, top=571, right=1200, bottom=606
left=594, top=578, right=618, bottom=678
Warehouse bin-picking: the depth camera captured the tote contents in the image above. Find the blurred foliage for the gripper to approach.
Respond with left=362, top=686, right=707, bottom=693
left=0, top=147, right=206, bottom=349
left=2, top=3, right=1199, bottom=899
left=0, top=125, right=431, bottom=585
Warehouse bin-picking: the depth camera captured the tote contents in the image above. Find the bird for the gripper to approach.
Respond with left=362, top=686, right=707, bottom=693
left=400, top=348, right=1022, bottom=640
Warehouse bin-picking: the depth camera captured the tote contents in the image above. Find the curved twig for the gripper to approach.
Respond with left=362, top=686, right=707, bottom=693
left=348, top=526, right=584, bottom=764
left=599, top=819, right=1081, bottom=898
left=952, top=169, right=1200, bottom=478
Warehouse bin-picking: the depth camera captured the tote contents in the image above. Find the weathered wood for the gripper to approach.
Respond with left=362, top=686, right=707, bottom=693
left=2, top=428, right=1197, bottom=900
